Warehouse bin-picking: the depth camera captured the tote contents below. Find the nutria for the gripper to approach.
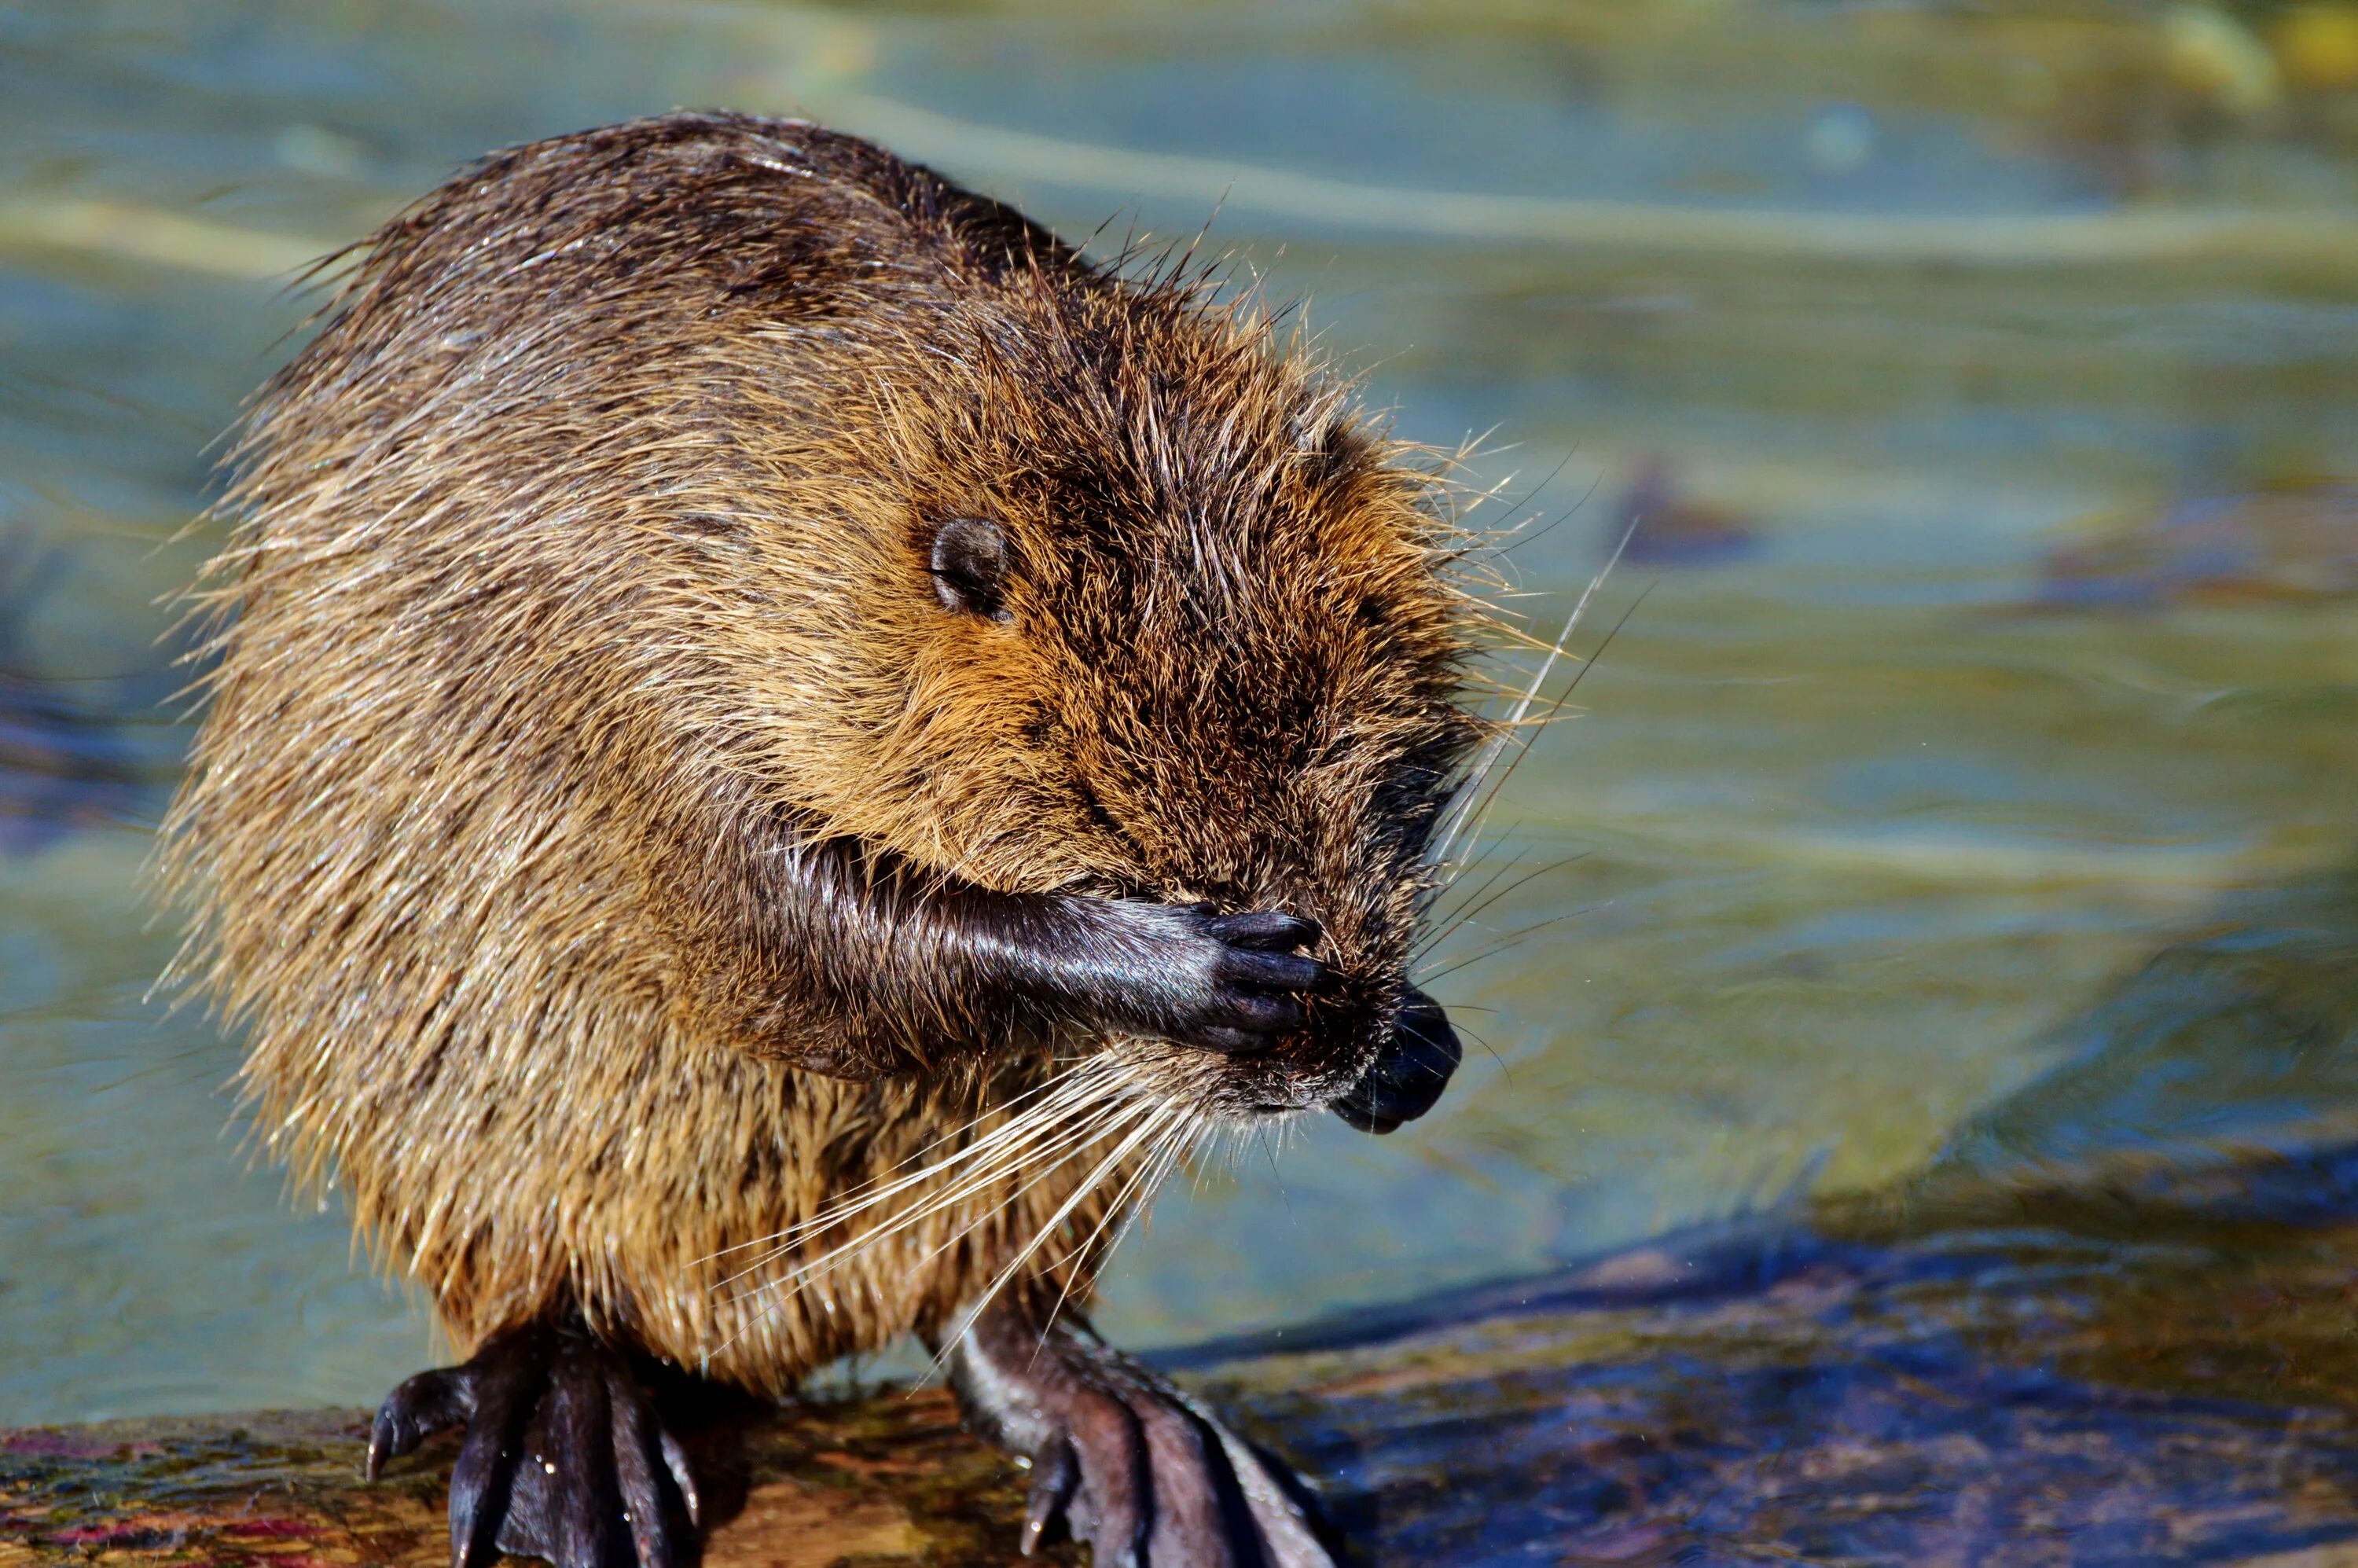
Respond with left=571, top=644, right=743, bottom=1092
left=157, top=111, right=1486, bottom=1568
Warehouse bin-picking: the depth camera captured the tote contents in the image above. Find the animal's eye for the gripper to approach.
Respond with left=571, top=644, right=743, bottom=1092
left=928, top=516, right=1012, bottom=622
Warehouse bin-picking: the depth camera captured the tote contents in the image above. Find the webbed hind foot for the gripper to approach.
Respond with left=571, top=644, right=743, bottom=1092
left=948, top=1301, right=1338, bottom=1567
left=365, top=1317, right=701, bottom=1568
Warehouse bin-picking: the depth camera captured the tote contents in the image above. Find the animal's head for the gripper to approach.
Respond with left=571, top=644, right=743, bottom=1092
left=168, top=110, right=1496, bottom=1146
left=700, top=267, right=1488, bottom=1126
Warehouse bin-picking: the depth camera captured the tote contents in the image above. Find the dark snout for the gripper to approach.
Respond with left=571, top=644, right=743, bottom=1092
left=1329, top=989, right=1460, bottom=1134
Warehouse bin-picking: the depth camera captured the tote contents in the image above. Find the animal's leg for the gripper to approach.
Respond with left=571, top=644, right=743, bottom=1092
left=946, top=1298, right=1337, bottom=1567
left=366, top=1315, right=701, bottom=1568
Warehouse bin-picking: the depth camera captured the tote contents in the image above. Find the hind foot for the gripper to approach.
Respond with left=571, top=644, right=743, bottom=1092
left=947, top=1300, right=1337, bottom=1567
left=365, top=1316, right=701, bottom=1568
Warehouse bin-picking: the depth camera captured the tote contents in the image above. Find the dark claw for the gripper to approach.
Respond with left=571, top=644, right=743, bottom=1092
left=1095, top=902, right=1334, bottom=1056
left=1212, top=990, right=1302, bottom=1034
left=1218, top=947, right=1328, bottom=995
left=1203, top=910, right=1321, bottom=952
left=658, top=1428, right=700, bottom=1528
left=1193, top=911, right=1328, bottom=1048
left=448, top=1325, right=544, bottom=1568
left=608, top=1366, right=674, bottom=1568
left=368, top=1364, right=477, bottom=1481
left=367, top=1317, right=699, bottom=1568
left=949, top=1302, right=1338, bottom=1566
left=1021, top=1438, right=1082, bottom=1557
left=541, top=1349, right=619, bottom=1568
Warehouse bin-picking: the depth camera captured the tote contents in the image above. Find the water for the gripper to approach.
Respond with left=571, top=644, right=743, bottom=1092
left=4, top=0, right=2357, bottom=1428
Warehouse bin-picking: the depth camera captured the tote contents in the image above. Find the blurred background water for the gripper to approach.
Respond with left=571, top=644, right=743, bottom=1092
left=4, top=0, right=2358, bottom=1426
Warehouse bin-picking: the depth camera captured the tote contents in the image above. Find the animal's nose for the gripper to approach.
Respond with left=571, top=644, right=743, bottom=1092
left=1328, top=988, right=1460, bottom=1133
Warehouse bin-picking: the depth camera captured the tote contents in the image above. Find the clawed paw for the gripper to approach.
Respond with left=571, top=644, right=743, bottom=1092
left=949, top=1305, right=1337, bottom=1567
left=1188, top=909, right=1330, bottom=1055
left=366, top=1319, right=700, bottom=1568
left=1148, top=905, right=1331, bottom=1056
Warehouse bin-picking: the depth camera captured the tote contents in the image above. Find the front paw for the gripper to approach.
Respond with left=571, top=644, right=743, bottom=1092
left=366, top=1318, right=700, bottom=1568
left=1103, top=904, right=1331, bottom=1056
left=949, top=1305, right=1337, bottom=1566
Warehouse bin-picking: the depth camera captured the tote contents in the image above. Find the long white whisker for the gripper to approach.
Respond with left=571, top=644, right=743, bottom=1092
left=1034, top=1110, right=1203, bottom=1343
left=1040, top=1110, right=1195, bottom=1305
left=699, top=1074, right=1140, bottom=1365
left=706, top=1059, right=1130, bottom=1284
left=1449, top=581, right=1654, bottom=896
left=721, top=1088, right=1159, bottom=1305
left=722, top=1067, right=1148, bottom=1282
left=1429, top=520, right=1636, bottom=875
left=927, top=1101, right=1183, bottom=1370
left=865, top=1083, right=1181, bottom=1291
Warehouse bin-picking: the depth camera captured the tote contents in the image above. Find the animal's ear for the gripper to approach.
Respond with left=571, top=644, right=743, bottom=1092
left=928, top=516, right=1013, bottom=622
left=1293, top=409, right=1366, bottom=489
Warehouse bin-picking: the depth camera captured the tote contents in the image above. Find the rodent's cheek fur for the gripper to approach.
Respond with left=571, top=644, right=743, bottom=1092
left=672, top=538, right=1138, bottom=896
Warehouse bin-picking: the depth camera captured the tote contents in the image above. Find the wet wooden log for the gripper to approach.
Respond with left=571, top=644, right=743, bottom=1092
left=15, top=1181, right=2358, bottom=1568
left=0, top=1388, right=1063, bottom=1568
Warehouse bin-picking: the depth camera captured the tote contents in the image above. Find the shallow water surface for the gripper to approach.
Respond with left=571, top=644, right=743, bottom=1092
left=4, top=0, right=2358, bottom=1465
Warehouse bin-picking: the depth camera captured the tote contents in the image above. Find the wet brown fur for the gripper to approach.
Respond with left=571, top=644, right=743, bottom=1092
left=156, top=113, right=1482, bottom=1390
